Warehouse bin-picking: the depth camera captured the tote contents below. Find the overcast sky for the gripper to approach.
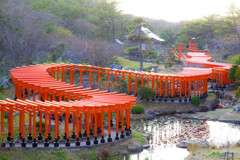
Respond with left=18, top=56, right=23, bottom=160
left=117, top=0, right=240, bottom=22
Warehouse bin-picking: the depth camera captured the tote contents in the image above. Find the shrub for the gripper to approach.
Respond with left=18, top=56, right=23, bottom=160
left=0, top=85, right=5, bottom=92
left=223, top=54, right=229, bottom=58
left=235, top=56, right=240, bottom=65
left=113, top=79, right=127, bottom=93
left=139, top=86, right=156, bottom=101
left=164, top=61, right=173, bottom=68
left=36, top=121, right=45, bottom=131
left=137, top=78, right=147, bottom=86
left=235, top=67, right=240, bottom=83
left=143, top=51, right=158, bottom=58
left=126, top=46, right=139, bottom=52
left=4, top=112, right=8, bottom=119
left=0, top=157, right=10, bottom=160
left=228, top=65, right=238, bottom=81
left=174, top=59, right=181, bottom=64
left=235, top=86, right=240, bottom=99
left=131, top=105, right=144, bottom=114
left=148, top=51, right=158, bottom=58
left=191, top=96, right=200, bottom=106
left=155, top=58, right=161, bottom=64
left=146, top=69, right=151, bottom=73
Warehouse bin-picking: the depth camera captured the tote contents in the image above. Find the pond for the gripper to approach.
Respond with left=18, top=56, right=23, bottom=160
left=130, top=116, right=240, bottom=160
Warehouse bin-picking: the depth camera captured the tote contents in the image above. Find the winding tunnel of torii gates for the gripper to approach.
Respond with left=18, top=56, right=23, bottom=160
left=0, top=38, right=233, bottom=148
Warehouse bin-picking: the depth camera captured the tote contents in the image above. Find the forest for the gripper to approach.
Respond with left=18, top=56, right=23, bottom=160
left=0, top=0, right=240, bottom=78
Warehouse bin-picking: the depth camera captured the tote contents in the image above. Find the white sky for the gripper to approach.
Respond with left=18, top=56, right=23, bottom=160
left=117, top=0, right=240, bottom=22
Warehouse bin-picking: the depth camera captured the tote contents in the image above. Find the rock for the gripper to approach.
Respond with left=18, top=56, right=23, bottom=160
left=191, top=108, right=199, bottom=113
left=147, top=110, right=156, bottom=117
left=226, top=104, right=233, bottom=108
left=155, top=112, right=161, bottom=116
left=121, top=151, right=128, bottom=156
left=230, top=120, right=240, bottom=124
left=128, top=144, right=143, bottom=153
left=215, top=90, right=224, bottom=98
left=233, top=106, right=240, bottom=112
left=228, top=84, right=235, bottom=90
left=197, top=141, right=209, bottom=147
left=143, top=114, right=154, bottom=120
left=208, top=90, right=215, bottom=93
left=176, top=143, right=188, bottom=149
left=182, top=140, right=196, bottom=145
left=176, top=110, right=183, bottom=114
left=233, top=98, right=238, bottom=103
left=109, top=64, right=123, bottom=70
left=223, top=93, right=232, bottom=100
left=199, top=105, right=211, bottom=112
left=211, top=99, right=219, bottom=110
left=142, top=144, right=150, bottom=149
left=165, top=110, right=176, bottom=115
left=0, top=78, right=10, bottom=89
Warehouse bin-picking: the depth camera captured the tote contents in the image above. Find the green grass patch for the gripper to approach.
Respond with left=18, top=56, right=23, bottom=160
left=132, top=131, right=146, bottom=145
left=208, top=93, right=215, bottom=98
left=208, top=151, right=222, bottom=157
left=116, top=57, right=156, bottom=69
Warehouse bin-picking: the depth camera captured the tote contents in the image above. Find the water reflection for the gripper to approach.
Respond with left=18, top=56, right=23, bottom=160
left=130, top=116, right=240, bottom=160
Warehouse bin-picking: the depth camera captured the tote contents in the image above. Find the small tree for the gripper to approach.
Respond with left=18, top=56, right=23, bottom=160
left=127, top=18, right=151, bottom=71
left=191, top=96, right=200, bottom=107
left=112, top=79, right=127, bottom=93
left=228, top=65, right=238, bottom=81
left=235, top=86, right=240, bottom=99
left=139, top=86, right=156, bottom=101
left=235, top=67, right=240, bottom=83
left=235, top=56, right=240, bottom=65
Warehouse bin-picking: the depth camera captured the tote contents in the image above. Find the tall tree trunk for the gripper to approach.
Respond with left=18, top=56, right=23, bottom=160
left=107, top=27, right=110, bottom=42
left=139, top=42, right=143, bottom=71
left=138, top=25, right=143, bottom=71
left=112, top=20, right=115, bottom=43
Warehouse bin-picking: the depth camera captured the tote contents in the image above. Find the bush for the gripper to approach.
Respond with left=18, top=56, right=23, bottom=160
left=164, top=61, right=173, bottom=68
left=4, top=112, right=8, bottom=119
left=126, top=46, right=139, bottom=52
left=0, top=85, right=5, bottom=92
left=137, top=78, right=147, bottom=86
left=146, top=69, right=151, bottom=73
left=235, top=86, right=240, bottom=99
left=155, top=58, right=161, bottom=64
left=143, top=51, right=158, bottom=58
left=235, top=56, right=240, bottom=65
left=191, top=96, right=200, bottom=106
left=113, top=79, right=127, bottom=93
left=228, top=65, right=239, bottom=81
left=131, top=105, right=144, bottom=114
left=223, top=54, right=229, bottom=58
left=36, top=121, right=45, bottom=131
left=174, top=59, right=181, bottom=64
left=235, top=67, right=240, bottom=83
left=139, top=86, right=156, bottom=101
left=148, top=51, right=158, bottom=58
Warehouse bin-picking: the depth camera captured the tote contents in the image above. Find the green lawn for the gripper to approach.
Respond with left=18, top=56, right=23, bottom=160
left=131, top=131, right=146, bottom=145
left=116, top=57, right=156, bottom=69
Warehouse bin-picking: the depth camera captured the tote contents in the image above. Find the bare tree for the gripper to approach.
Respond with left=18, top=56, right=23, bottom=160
left=65, top=36, right=122, bottom=67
